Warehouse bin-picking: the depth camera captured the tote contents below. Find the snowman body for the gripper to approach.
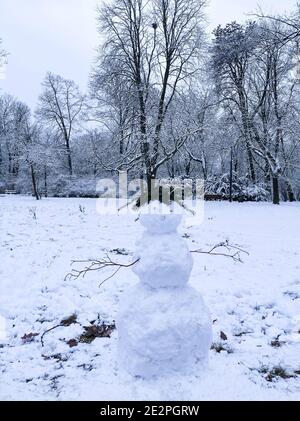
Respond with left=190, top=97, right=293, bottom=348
left=117, top=209, right=212, bottom=378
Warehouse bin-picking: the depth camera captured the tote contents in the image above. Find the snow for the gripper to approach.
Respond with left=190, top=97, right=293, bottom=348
left=0, top=195, right=300, bottom=400
left=133, top=211, right=193, bottom=289
left=118, top=209, right=212, bottom=378
left=118, top=284, right=212, bottom=378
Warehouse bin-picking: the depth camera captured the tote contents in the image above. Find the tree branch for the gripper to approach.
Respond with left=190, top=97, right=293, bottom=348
left=191, top=241, right=249, bottom=263
left=65, top=256, right=141, bottom=287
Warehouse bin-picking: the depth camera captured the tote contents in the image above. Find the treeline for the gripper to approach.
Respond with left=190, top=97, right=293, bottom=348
left=0, top=0, right=300, bottom=203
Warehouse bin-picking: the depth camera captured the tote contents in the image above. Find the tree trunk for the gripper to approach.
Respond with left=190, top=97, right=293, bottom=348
left=30, top=164, right=39, bottom=201
left=185, top=158, right=192, bottom=178
left=238, top=88, right=256, bottom=183
left=146, top=171, right=156, bottom=204
left=286, top=180, right=295, bottom=202
left=264, top=160, right=271, bottom=185
left=272, top=176, right=280, bottom=205
left=0, top=142, right=2, bottom=176
left=8, top=151, right=12, bottom=174
left=168, top=159, right=175, bottom=179
left=229, top=147, right=233, bottom=203
left=246, top=143, right=256, bottom=183
left=119, top=130, right=124, bottom=155
left=44, top=166, right=48, bottom=198
left=67, top=148, right=73, bottom=176
left=65, top=138, right=73, bottom=176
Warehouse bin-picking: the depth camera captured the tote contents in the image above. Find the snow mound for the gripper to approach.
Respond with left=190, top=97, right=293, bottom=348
left=139, top=213, right=182, bottom=235
left=139, top=201, right=184, bottom=235
left=118, top=284, right=212, bottom=378
left=133, top=231, right=192, bottom=288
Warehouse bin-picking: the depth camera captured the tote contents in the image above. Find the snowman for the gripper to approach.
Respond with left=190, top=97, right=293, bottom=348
left=117, top=202, right=212, bottom=378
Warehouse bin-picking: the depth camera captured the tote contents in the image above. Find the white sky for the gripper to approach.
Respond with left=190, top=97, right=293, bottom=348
left=0, top=0, right=297, bottom=110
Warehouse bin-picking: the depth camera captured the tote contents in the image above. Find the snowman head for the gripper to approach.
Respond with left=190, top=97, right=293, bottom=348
left=139, top=201, right=183, bottom=235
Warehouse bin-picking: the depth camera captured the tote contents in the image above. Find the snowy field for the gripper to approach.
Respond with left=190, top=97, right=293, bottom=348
left=0, top=195, right=300, bottom=401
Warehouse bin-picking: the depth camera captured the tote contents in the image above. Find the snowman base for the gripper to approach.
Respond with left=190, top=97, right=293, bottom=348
left=118, top=284, right=212, bottom=378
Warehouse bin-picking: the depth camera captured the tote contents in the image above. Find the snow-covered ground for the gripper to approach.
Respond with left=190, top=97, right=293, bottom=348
left=0, top=195, right=299, bottom=401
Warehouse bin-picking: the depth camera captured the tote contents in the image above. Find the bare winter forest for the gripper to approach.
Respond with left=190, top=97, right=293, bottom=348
left=1, top=0, right=300, bottom=204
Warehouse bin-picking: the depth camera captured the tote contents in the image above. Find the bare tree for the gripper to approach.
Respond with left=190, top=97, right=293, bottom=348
left=212, top=22, right=259, bottom=183
left=92, top=0, right=207, bottom=199
left=9, top=100, right=41, bottom=200
left=248, top=20, right=297, bottom=204
left=36, top=72, right=84, bottom=176
left=253, top=5, right=300, bottom=46
left=0, top=95, right=16, bottom=178
left=212, top=19, right=300, bottom=204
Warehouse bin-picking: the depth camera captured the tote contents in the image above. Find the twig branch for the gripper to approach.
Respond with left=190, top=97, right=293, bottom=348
left=41, top=314, right=79, bottom=347
left=65, top=256, right=140, bottom=287
left=41, top=324, right=62, bottom=347
left=191, top=241, right=249, bottom=263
